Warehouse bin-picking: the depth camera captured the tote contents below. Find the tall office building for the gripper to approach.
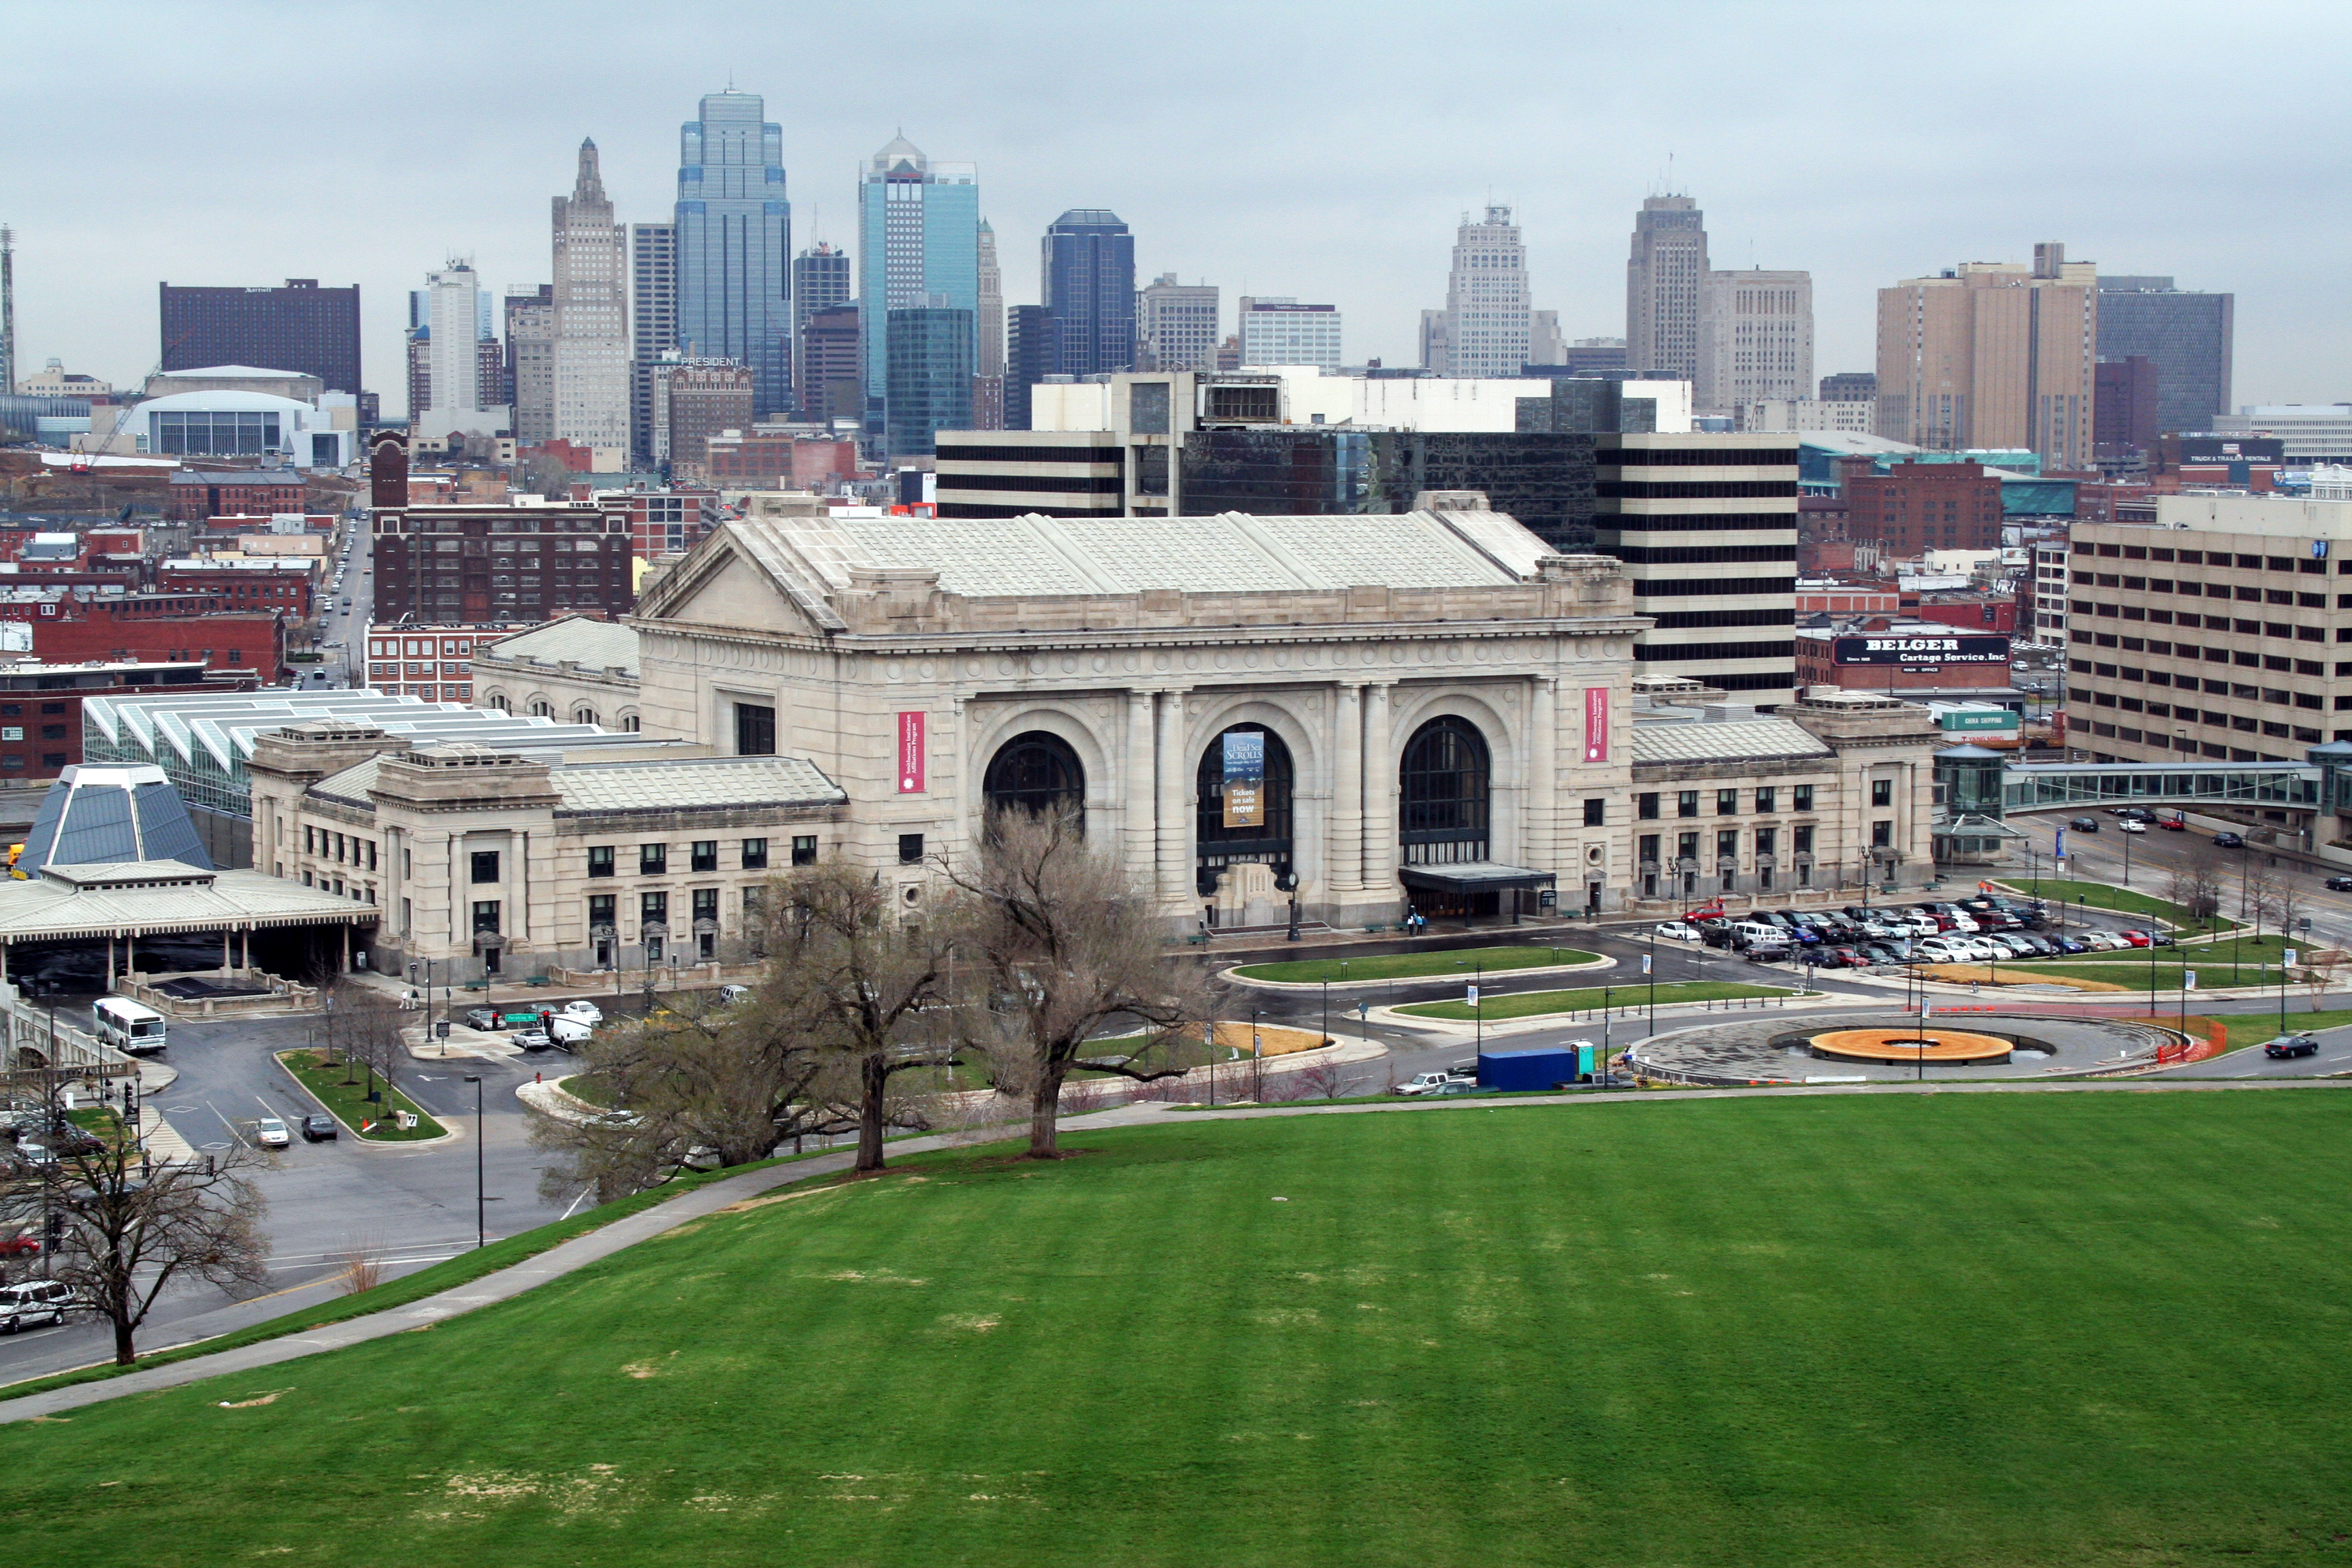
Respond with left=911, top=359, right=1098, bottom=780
left=1041, top=209, right=1134, bottom=379
left=858, top=135, right=979, bottom=453
left=1237, top=297, right=1341, bottom=370
left=666, top=361, right=756, bottom=468
left=1004, top=305, right=1053, bottom=431
left=798, top=306, right=862, bottom=423
left=1875, top=242, right=2098, bottom=469
left=2095, top=276, right=2234, bottom=436
left=674, top=91, right=792, bottom=416
left=973, top=220, right=1004, bottom=428
left=1625, top=195, right=1710, bottom=382
left=505, top=284, right=555, bottom=445
left=551, top=139, right=630, bottom=451
left=422, top=261, right=484, bottom=421
left=627, top=221, right=677, bottom=464
left=158, top=278, right=362, bottom=395
left=1420, top=206, right=1531, bottom=378
left=1695, top=268, right=1812, bottom=414
left=1137, top=274, right=1218, bottom=373
left=883, top=307, right=973, bottom=457
left=792, top=241, right=853, bottom=418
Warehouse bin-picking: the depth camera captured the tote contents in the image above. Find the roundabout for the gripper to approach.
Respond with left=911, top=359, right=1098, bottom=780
left=1629, top=1011, right=2185, bottom=1084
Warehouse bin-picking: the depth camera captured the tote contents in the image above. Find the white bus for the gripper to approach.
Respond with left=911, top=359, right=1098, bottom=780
left=91, top=997, right=166, bottom=1054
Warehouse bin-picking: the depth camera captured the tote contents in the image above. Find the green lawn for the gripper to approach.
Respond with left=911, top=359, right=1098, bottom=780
left=1996, top=962, right=2288, bottom=989
left=1232, top=943, right=1599, bottom=983
left=276, top=1049, right=445, bottom=1140
left=1993, top=877, right=2238, bottom=932
left=2213, top=1009, right=2352, bottom=1049
left=14, top=1094, right=2352, bottom=1566
left=1395, top=979, right=1791, bottom=1021
left=555, top=1072, right=617, bottom=1108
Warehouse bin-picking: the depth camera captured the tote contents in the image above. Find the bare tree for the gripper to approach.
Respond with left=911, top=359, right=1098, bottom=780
left=3, top=1122, right=269, bottom=1366
left=2271, top=877, right=2308, bottom=956
left=329, top=981, right=410, bottom=1105
left=2304, top=954, right=2341, bottom=1013
left=760, top=862, right=960, bottom=1173
left=2242, top=862, right=2285, bottom=947
left=944, top=808, right=1216, bottom=1159
left=2167, top=849, right=2224, bottom=930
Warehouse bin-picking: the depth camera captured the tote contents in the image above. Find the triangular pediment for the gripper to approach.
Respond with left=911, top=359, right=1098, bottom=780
left=637, top=540, right=838, bottom=636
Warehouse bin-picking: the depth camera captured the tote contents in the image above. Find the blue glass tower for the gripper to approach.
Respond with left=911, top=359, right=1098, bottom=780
left=674, top=91, right=792, bottom=418
left=1041, top=209, right=1134, bottom=378
left=858, top=136, right=979, bottom=452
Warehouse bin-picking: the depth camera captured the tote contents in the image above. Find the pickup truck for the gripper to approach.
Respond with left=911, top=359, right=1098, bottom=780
left=1390, top=1069, right=1476, bottom=1096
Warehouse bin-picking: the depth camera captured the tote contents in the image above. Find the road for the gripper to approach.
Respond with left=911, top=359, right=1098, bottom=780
left=304, top=514, right=370, bottom=687
left=2008, top=808, right=2352, bottom=951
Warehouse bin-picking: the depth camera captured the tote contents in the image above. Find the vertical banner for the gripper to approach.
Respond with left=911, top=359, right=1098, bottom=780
left=896, top=711, right=926, bottom=794
left=1583, top=686, right=1610, bottom=763
left=1222, top=729, right=1266, bottom=828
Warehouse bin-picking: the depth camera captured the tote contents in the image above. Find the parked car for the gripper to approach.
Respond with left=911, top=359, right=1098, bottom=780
left=2080, top=932, right=2125, bottom=952
left=1857, top=944, right=1899, bottom=966
left=2212, top=831, right=2244, bottom=848
left=255, top=1117, right=291, bottom=1149
left=717, top=983, right=754, bottom=1006
left=2146, top=930, right=2175, bottom=947
left=1392, top=1071, right=1476, bottom=1096
left=2069, top=816, right=2100, bottom=832
left=1826, top=946, right=1867, bottom=969
left=1700, top=923, right=1740, bottom=949
left=2015, top=934, right=2057, bottom=956
left=1743, top=943, right=1791, bottom=964
left=0, top=1278, right=74, bottom=1333
left=2264, top=1033, right=2321, bottom=1058
left=2327, top=876, right=2352, bottom=892
left=1914, top=937, right=1965, bottom=962
left=2116, top=930, right=2153, bottom=947
left=2048, top=935, right=2089, bottom=954
left=1654, top=921, right=1703, bottom=943
left=0, top=1231, right=39, bottom=1258
left=557, top=1000, right=604, bottom=1025
left=299, top=1113, right=338, bottom=1142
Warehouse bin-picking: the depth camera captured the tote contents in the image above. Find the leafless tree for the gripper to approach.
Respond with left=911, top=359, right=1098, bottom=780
left=529, top=987, right=852, bottom=1206
left=329, top=981, right=409, bottom=1101
left=2167, top=848, right=2224, bottom=930
left=3, top=1120, right=269, bottom=1366
left=2271, top=877, right=2309, bottom=956
left=760, top=862, right=961, bottom=1173
left=943, top=808, right=1218, bottom=1158
left=2242, top=862, right=2285, bottom=946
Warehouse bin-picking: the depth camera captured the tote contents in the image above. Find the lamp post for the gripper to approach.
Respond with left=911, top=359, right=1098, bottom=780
left=462, top=1074, right=485, bottom=1250
left=1320, top=978, right=1329, bottom=1050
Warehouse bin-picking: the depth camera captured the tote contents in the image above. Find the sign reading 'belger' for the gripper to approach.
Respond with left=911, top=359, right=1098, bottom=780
left=1831, top=634, right=2010, bottom=666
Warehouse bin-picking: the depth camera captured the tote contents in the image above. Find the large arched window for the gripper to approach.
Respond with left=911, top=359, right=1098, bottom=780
left=1195, top=723, right=1295, bottom=895
left=983, top=730, right=1086, bottom=828
left=1400, top=715, right=1490, bottom=864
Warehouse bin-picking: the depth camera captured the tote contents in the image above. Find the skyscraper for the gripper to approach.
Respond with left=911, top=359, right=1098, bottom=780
left=1625, top=195, right=1709, bottom=382
left=1237, top=298, right=1341, bottom=371
left=158, top=278, right=363, bottom=395
left=1004, top=305, right=1053, bottom=431
left=674, top=91, right=792, bottom=417
left=1695, top=268, right=1812, bottom=415
left=1041, top=209, right=1134, bottom=379
left=973, top=220, right=1004, bottom=429
left=422, top=260, right=484, bottom=422
left=506, top=284, right=555, bottom=445
left=551, top=139, right=630, bottom=451
left=857, top=135, right=979, bottom=453
left=884, top=308, right=973, bottom=457
left=627, top=221, right=676, bottom=464
left=1875, top=243, right=2098, bottom=468
left=792, top=242, right=852, bottom=418
left=1421, top=206, right=1530, bottom=378
left=2095, top=276, right=2234, bottom=436
left=1137, top=274, right=1218, bottom=373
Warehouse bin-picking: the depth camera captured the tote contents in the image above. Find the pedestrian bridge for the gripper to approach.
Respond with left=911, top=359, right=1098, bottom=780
left=1999, top=762, right=2321, bottom=814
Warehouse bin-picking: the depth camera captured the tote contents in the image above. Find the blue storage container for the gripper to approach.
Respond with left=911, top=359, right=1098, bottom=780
left=1477, top=1047, right=1579, bottom=1092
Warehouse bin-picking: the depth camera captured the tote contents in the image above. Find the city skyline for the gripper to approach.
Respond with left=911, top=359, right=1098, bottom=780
left=1, top=1, right=2341, bottom=412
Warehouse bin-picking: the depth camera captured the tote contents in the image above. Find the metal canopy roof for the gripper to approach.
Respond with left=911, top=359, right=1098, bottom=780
left=1398, top=862, right=1558, bottom=892
left=0, top=860, right=379, bottom=942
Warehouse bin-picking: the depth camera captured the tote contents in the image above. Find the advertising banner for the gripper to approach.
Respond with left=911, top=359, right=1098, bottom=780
left=896, top=711, right=926, bottom=794
left=1584, top=686, right=1610, bottom=763
left=1833, top=634, right=2010, bottom=666
left=1222, top=730, right=1266, bottom=828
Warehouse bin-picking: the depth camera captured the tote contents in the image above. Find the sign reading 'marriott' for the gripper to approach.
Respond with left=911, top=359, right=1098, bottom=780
left=1832, top=634, right=2011, bottom=666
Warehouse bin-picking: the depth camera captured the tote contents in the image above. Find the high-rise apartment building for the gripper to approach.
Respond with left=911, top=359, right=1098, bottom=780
left=1819, top=371, right=1876, bottom=404
left=1237, top=297, right=1341, bottom=371
left=1137, top=274, right=1218, bottom=374
left=1041, top=210, right=1135, bottom=380
left=1875, top=243, right=2098, bottom=470
left=1595, top=432, right=1799, bottom=697
left=1004, top=305, right=1053, bottom=431
left=627, top=221, right=677, bottom=464
left=792, top=241, right=853, bottom=419
left=857, top=136, right=978, bottom=453
left=1421, top=206, right=1531, bottom=378
left=2095, top=276, right=2234, bottom=437
left=1695, top=269, right=1812, bottom=415
left=551, top=140, right=630, bottom=452
left=422, top=261, right=484, bottom=421
left=1625, top=195, right=1710, bottom=382
left=674, top=91, right=792, bottom=416
left=158, top=278, right=362, bottom=395
left=506, top=284, right=555, bottom=445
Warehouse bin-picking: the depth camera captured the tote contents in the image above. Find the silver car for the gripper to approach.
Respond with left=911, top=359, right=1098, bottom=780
left=0, top=1278, right=73, bottom=1333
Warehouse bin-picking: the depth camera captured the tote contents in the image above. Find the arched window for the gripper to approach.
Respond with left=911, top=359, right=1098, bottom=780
left=1400, top=715, right=1490, bottom=864
left=983, top=731, right=1085, bottom=827
left=574, top=708, right=598, bottom=726
left=529, top=700, right=552, bottom=718
left=620, top=713, right=640, bottom=734
left=487, top=693, right=510, bottom=713
left=1196, top=723, right=1294, bottom=895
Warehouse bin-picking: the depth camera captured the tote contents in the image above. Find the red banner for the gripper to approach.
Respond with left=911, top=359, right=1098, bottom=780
left=1583, top=686, right=1610, bottom=763
left=896, top=711, right=926, bottom=794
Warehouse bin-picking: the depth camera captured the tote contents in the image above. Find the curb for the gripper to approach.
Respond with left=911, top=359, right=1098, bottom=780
left=1220, top=953, right=1616, bottom=992
left=271, top=1050, right=457, bottom=1147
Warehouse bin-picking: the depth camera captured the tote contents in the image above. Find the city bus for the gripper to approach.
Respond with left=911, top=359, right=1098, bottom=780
left=91, top=997, right=167, bottom=1054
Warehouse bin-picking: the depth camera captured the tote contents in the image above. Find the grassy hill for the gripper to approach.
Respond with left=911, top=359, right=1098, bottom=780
left=5, top=1092, right=2351, bottom=1566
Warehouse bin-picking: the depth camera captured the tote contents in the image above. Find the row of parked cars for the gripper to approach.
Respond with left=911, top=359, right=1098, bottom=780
left=1655, top=896, right=2169, bottom=969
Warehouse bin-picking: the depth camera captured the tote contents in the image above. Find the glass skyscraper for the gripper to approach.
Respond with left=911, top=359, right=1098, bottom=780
left=858, top=136, right=978, bottom=453
left=2096, top=276, right=2234, bottom=436
left=674, top=91, right=792, bottom=418
left=1041, top=209, right=1134, bottom=378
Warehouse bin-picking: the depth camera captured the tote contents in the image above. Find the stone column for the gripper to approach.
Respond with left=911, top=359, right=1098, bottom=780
left=1526, top=675, right=1557, bottom=876
left=1360, top=683, right=1396, bottom=904
left=1154, top=689, right=1191, bottom=913
left=1125, top=688, right=1157, bottom=894
left=1326, top=683, right=1363, bottom=895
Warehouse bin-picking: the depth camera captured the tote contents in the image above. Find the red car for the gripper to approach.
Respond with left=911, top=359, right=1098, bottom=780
left=0, top=1233, right=39, bottom=1258
left=2155, top=816, right=2187, bottom=831
left=2117, top=930, right=2153, bottom=947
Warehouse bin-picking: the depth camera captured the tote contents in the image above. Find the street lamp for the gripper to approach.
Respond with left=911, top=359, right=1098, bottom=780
left=462, top=1074, right=485, bottom=1250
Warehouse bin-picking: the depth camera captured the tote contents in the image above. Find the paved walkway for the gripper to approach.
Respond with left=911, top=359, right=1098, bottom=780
left=6, top=1072, right=2347, bottom=1424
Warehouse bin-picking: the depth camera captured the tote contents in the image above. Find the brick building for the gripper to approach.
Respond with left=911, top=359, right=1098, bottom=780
left=18, top=606, right=288, bottom=682
left=1843, top=461, right=2004, bottom=555
left=370, top=500, right=636, bottom=625
left=666, top=363, right=756, bottom=470
left=0, top=658, right=234, bottom=791
left=363, top=623, right=497, bottom=702
left=686, top=432, right=860, bottom=491
left=1795, top=616, right=2015, bottom=696
left=166, top=469, right=307, bottom=523
left=155, top=561, right=314, bottom=620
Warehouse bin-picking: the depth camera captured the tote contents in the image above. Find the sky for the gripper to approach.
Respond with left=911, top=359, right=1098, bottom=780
left=5, top=0, right=2345, bottom=415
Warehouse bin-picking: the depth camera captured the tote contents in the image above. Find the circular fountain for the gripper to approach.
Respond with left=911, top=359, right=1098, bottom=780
left=1806, top=1026, right=2015, bottom=1066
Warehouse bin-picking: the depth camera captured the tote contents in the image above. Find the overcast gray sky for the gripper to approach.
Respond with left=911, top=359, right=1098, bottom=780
left=6, top=0, right=2343, bottom=414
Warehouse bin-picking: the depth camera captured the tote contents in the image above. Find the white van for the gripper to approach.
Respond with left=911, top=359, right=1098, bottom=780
left=91, top=997, right=166, bottom=1054
left=1730, top=921, right=1784, bottom=947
